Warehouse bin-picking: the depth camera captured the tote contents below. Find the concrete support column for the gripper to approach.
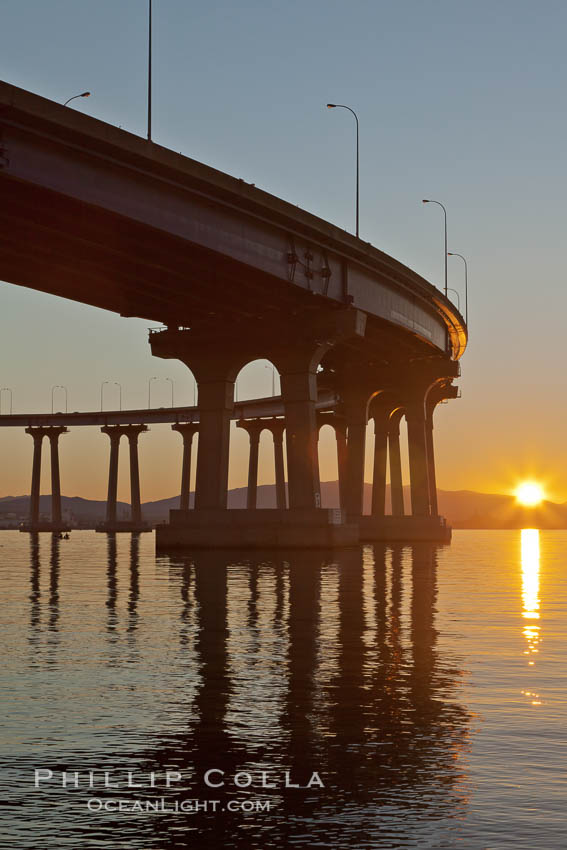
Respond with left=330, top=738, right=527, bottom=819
left=102, top=427, right=122, bottom=525
left=279, top=364, right=321, bottom=510
left=237, top=420, right=263, bottom=509
left=405, top=398, right=431, bottom=517
left=127, top=430, right=143, bottom=523
left=271, top=420, right=287, bottom=510
left=371, top=415, right=388, bottom=517
left=343, top=396, right=369, bottom=519
left=317, top=413, right=348, bottom=511
left=26, top=428, right=44, bottom=526
left=247, top=428, right=260, bottom=509
left=425, top=407, right=438, bottom=517
left=335, top=422, right=348, bottom=512
left=388, top=410, right=405, bottom=517
left=194, top=377, right=234, bottom=510
left=172, top=423, right=198, bottom=510
left=48, top=427, right=68, bottom=525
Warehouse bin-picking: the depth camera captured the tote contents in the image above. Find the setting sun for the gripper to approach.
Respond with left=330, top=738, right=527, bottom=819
left=515, top=482, right=545, bottom=507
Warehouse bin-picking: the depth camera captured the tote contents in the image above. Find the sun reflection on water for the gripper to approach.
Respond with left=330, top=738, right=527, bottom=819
left=520, top=530, right=541, bottom=703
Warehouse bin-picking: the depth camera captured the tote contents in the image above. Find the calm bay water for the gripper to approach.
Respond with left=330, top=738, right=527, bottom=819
left=1, top=529, right=565, bottom=849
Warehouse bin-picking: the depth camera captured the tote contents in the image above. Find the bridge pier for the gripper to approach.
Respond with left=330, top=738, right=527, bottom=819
left=279, top=348, right=323, bottom=510
left=406, top=397, right=431, bottom=518
left=29, top=428, right=43, bottom=527
left=370, top=403, right=391, bottom=518
left=102, top=426, right=121, bottom=526
left=98, top=425, right=150, bottom=533
left=317, top=412, right=348, bottom=511
left=150, top=314, right=363, bottom=548
left=194, top=363, right=234, bottom=511
left=359, top=372, right=459, bottom=543
left=48, top=427, right=66, bottom=526
left=237, top=419, right=263, bottom=509
left=237, top=417, right=288, bottom=509
left=388, top=409, right=405, bottom=517
left=22, top=426, right=69, bottom=531
left=268, top=419, right=287, bottom=510
left=172, top=423, right=198, bottom=510
left=343, top=400, right=368, bottom=521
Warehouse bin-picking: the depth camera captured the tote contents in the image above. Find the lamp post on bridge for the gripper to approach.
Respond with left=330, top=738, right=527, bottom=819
left=147, top=0, right=152, bottom=141
left=148, top=376, right=174, bottom=408
left=448, top=252, right=469, bottom=326
left=101, top=381, right=122, bottom=411
left=148, top=376, right=159, bottom=408
left=63, top=92, right=90, bottom=107
left=0, top=387, right=12, bottom=414
left=446, top=287, right=460, bottom=312
left=51, top=385, right=68, bottom=413
left=165, top=377, right=174, bottom=407
left=326, top=103, right=360, bottom=238
left=422, top=199, right=448, bottom=297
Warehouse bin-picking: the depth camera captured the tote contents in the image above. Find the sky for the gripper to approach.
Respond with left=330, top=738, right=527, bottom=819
left=1, top=0, right=567, bottom=503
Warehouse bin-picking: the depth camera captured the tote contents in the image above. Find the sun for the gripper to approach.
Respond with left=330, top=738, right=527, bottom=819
left=515, top=482, right=545, bottom=507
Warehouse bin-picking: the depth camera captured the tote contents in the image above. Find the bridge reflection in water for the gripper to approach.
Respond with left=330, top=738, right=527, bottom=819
left=17, top=537, right=471, bottom=848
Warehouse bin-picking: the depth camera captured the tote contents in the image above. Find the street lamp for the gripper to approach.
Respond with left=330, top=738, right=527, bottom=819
left=164, top=377, right=174, bottom=407
left=147, top=0, right=152, bottom=140
left=327, top=103, right=359, bottom=238
left=148, top=376, right=159, bottom=408
left=63, top=91, right=90, bottom=107
left=446, top=287, right=460, bottom=312
left=448, top=252, right=469, bottom=325
left=51, top=385, right=68, bottom=413
left=422, top=199, right=448, bottom=296
left=100, top=380, right=110, bottom=411
left=0, top=387, right=13, bottom=414
left=114, top=382, right=123, bottom=411
left=101, top=381, right=122, bottom=411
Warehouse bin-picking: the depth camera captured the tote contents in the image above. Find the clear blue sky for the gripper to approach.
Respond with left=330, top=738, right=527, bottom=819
left=1, top=0, right=566, bottom=501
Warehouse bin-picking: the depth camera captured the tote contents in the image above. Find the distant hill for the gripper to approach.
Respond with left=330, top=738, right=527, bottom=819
left=1, top=484, right=565, bottom=529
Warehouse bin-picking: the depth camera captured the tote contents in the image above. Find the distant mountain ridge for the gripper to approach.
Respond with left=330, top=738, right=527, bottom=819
left=1, top=485, right=566, bottom=529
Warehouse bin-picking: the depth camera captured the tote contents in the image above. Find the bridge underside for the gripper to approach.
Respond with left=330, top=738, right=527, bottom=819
left=0, top=175, right=438, bottom=369
left=0, top=81, right=467, bottom=547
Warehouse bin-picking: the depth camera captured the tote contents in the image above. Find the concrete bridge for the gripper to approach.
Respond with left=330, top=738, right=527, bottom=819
left=0, top=80, right=467, bottom=547
left=0, top=395, right=333, bottom=532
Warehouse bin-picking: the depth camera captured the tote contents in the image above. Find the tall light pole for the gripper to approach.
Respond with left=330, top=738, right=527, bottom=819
left=148, top=376, right=158, bottom=408
left=448, top=252, right=468, bottom=325
left=114, top=382, right=123, bottom=411
left=0, top=387, right=13, bottom=414
left=51, top=385, right=67, bottom=413
left=63, top=91, right=90, bottom=107
left=165, top=377, right=174, bottom=407
left=327, top=103, right=359, bottom=238
left=422, top=199, right=448, bottom=296
left=446, top=287, right=460, bottom=311
left=147, top=0, right=152, bottom=141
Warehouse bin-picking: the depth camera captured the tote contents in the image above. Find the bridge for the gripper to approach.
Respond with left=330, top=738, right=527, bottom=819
left=0, top=80, right=467, bottom=546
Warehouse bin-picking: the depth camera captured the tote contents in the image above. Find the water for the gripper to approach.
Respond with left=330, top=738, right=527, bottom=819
left=1, top=529, right=565, bottom=849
